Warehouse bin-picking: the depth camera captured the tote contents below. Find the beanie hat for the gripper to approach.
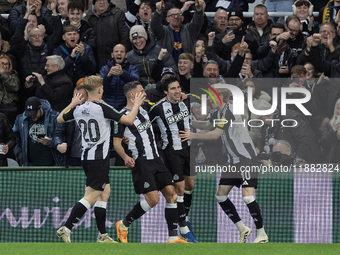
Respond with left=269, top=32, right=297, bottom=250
left=129, top=25, right=148, bottom=42
left=93, top=0, right=110, bottom=5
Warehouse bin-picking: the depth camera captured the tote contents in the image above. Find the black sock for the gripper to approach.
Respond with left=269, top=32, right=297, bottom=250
left=123, top=202, right=146, bottom=227
left=94, top=207, right=107, bottom=234
left=184, top=192, right=193, bottom=216
left=65, top=202, right=88, bottom=230
left=165, top=204, right=178, bottom=237
left=177, top=201, right=187, bottom=227
left=246, top=201, right=263, bottom=229
left=218, top=198, right=241, bottom=224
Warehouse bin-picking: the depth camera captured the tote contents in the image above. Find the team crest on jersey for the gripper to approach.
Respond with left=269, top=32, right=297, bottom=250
left=179, top=102, right=186, bottom=110
left=166, top=109, right=189, bottom=125
left=140, top=108, right=148, bottom=116
left=173, top=174, right=179, bottom=181
left=144, top=182, right=150, bottom=188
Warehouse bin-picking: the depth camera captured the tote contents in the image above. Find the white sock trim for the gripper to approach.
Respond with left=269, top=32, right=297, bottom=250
left=79, top=198, right=91, bottom=209
left=184, top=190, right=193, bottom=195
left=165, top=203, right=177, bottom=209
left=243, top=196, right=255, bottom=204
left=140, top=200, right=152, bottom=212
left=94, top=201, right=107, bottom=209
left=177, top=195, right=184, bottom=203
left=215, top=195, right=228, bottom=203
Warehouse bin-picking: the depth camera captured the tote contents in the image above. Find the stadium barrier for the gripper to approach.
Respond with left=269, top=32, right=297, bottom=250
left=0, top=167, right=338, bottom=243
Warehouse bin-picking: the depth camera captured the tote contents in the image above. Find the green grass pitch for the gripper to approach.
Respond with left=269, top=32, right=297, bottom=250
left=1, top=243, right=339, bottom=255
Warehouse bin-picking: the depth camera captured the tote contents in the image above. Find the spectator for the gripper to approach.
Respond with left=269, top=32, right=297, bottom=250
left=52, top=84, right=88, bottom=167
left=9, top=0, right=53, bottom=35
left=57, top=0, right=69, bottom=24
left=53, top=25, right=96, bottom=84
left=0, top=113, right=16, bottom=167
left=304, top=62, right=329, bottom=117
left=65, top=0, right=96, bottom=51
left=86, top=0, right=131, bottom=69
left=127, top=25, right=177, bottom=87
left=292, top=0, right=318, bottom=36
left=100, top=44, right=139, bottom=111
left=214, top=9, right=259, bottom=61
left=258, top=100, right=320, bottom=163
left=0, top=54, right=20, bottom=126
left=246, top=4, right=273, bottom=45
left=9, top=6, right=62, bottom=106
left=12, top=96, right=62, bottom=166
left=150, top=0, right=205, bottom=64
left=321, top=98, right=340, bottom=163
left=208, top=8, right=229, bottom=35
left=319, top=0, right=340, bottom=24
left=298, top=22, right=340, bottom=65
left=125, top=0, right=153, bottom=31
left=26, top=55, right=73, bottom=112
left=178, top=52, right=194, bottom=93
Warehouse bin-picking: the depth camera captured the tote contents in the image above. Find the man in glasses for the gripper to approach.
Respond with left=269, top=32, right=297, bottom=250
left=151, top=0, right=205, bottom=64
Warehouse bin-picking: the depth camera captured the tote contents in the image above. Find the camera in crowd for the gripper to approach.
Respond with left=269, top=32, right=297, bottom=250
left=257, top=151, right=295, bottom=166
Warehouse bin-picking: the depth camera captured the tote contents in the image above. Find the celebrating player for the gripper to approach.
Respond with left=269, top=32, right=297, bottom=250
left=179, top=86, right=269, bottom=243
left=56, top=75, right=145, bottom=243
left=148, top=76, right=198, bottom=242
left=114, top=81, right=188, bottom=243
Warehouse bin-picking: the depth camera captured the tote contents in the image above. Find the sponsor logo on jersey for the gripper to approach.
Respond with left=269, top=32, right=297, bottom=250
left=137, top=120, right=151, bottom=133
left=166, top=110, right=189, bottom=125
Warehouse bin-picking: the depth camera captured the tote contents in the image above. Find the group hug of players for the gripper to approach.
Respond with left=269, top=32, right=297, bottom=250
left=55, top=75, right=268, bottom=244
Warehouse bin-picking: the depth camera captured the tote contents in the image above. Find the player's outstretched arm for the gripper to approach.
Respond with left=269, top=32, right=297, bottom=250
left=191, top=120, right=214, bottom=130
left=179, top=128, right=224, bottom=141
left=57, top=93, right=84, bottom=123
left=119, top=92, right=146, bottom=125
left=113, top=137, right=135, bottom=168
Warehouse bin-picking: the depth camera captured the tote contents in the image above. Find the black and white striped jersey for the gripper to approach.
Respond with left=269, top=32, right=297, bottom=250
left=115, top=107, right=159, bottom=160
left=63, top=101, right=123, bottom=161
left=149, top=97, right=191, bottom=150
left=212, top=103, right=257, bottom=164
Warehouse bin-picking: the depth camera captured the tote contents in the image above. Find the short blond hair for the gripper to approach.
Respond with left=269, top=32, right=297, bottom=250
left=83, top=75, right=103, bottom=93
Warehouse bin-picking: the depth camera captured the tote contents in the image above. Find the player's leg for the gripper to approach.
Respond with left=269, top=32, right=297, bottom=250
left=184, top=175, right=194, bottom=229
left=161, top=184, right=188, bottom=243
left=184, top=175, right=194, bottom=217
left=95, top=184, right=116, bottom=243
left=216, top=184, right=251, bottom=243
left=116, top=190, right=158, bottom=243
left=57, top=187, right=101, bottom=243
left=242, top=187, right=268, bottom=243
left=174, top=181, right=190, bottom=235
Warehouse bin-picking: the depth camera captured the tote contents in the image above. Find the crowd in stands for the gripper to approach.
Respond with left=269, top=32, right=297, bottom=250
left=1, top=0, right=340, bottom=167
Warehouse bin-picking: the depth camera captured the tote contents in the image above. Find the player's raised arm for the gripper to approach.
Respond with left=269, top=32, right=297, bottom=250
left=57, top=93, right=84, bottom=123
left=119, top=91, right=146, bottom=125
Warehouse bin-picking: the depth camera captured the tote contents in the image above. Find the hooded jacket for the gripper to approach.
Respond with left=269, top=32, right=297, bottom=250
left=12, top=99, right=63, bottom=166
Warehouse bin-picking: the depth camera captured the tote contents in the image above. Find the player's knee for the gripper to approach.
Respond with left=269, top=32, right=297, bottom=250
left=166, top=191, right=177, bottom=204
left=243, top=196, right=255, bottom=204
left=215, top=195, right=228, bottom=203
left=184, top=181, right=194, bottom=191
left=148, top=196, right=159, bottom=208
